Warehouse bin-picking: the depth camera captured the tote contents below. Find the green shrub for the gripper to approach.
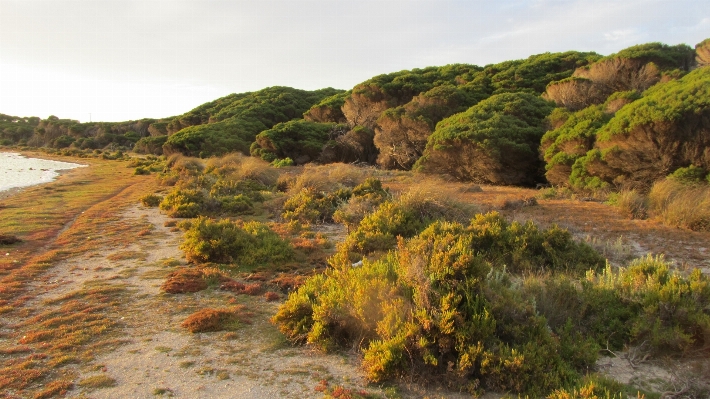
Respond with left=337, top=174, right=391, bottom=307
left=159, top=189, right=205, bottom=218
left=134, top=166, right=150, bottom=175
left=669, top=165, right=707, bottom=185
left=164, top=87, right=343, bottom=157
left=139, top=193, right=162, bottom=207
left=209, top=178, right=265, bottom=201
left=180, top=217, right=293, bottom=266
left=217, top=194, right=253, bottom=215
left=274, top=215, right=606, bottom=395
left=271, top=157, right=294, bottom=168
left=251, top=119, right=340, bottom=163
left=282, top=188, right=352, bottom=224
left=133, top=135, right=167, bottom=155
left=586, top=255, right=710, bottom=352
left=342, top=189, right=478, bottom=256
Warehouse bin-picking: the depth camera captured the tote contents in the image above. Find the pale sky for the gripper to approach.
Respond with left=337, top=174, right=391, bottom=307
left=1, top=0, right=708, bottom=122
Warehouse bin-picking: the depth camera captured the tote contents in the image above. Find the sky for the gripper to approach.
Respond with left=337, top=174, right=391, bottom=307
left=0, top=0, right=708, bottom=123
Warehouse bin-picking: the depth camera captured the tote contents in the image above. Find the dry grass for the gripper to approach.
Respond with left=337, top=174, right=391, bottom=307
left=206, top=152, right=279, bottom=186
left=107, top=250, right=148, bottom=261
left=33, top=379, right=73, bottom=398
left=289, top=163, right=372, bottom=193
left=648, top=179, right=710, bottom=231
left=614, top=189, right=648, bottom=219
left=165, top=153, right=204, bottom=173
left=77, top=374, right=117, bottom=389
left=393, top=181, right=480, bottom=224
left=494, top=195, right=538, bottom=210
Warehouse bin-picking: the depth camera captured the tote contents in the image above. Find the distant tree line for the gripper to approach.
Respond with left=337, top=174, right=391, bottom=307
left=3, top=39, right=709, bottom=190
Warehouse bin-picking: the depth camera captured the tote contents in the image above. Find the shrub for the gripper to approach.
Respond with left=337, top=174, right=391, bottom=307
left=342, top=189, right=478, bottom=256
left=251, top=120, right=340, bottom=164
left=415, top=92, right=555, bottom=185
left=161, top=268, right=209, bottom=293
left=159, top=188, right=205, bottom=218
left=282, top=188, right=352, bottom=224
left=274, top=216, right=606, bottom=395
left=669, top=165, right=707, bottom=185
left=209, top=178, right=265, bottom=201
left=217, top=194, right=253, bottom=215
left=139, top=193, right=162, bottom=207
left=180, top=217, right=293, bottom=266
left=264, top=291, right=280, bottom=301
left=134, top=166, right=150, bottom=175
left=164, top=87, right=342, bottom=157
left=575, top=67, right=710, bottom=188
left=271, top=157, right=294, bottom=168
left=133, top=135, right=168, bottom=155
left=333, top=178, right=390, bottom=231
left=289, top=163, right=369, bottom=194
left=181, top=306, right=252, bottom=333
left=586, top=255, right=710, bottom=352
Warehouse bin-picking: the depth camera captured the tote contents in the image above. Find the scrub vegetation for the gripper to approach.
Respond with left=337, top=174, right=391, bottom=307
left=1, top=37, right=709, bottom=398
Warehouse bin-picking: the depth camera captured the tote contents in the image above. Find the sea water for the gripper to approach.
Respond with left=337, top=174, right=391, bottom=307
left=0, top=152, right=86, bottom=192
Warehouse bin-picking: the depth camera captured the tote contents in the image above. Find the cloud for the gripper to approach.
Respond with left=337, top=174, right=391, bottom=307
left=1, top=0, right=709, bottom=120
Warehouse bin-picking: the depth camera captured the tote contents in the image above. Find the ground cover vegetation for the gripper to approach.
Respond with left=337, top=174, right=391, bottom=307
left=118, top=151, right=709, bottom=397
left=0, top=152, right=160, bottom=397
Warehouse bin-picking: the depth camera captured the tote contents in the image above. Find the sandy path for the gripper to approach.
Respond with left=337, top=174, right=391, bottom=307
left=24, top=205, right=379, bottom=399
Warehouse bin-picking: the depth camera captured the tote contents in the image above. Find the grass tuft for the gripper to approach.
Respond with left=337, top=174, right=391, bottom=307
left=77, top=374, right=117, bottom=389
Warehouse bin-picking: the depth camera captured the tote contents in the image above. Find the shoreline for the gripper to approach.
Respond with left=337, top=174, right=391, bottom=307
left=0, top=150, right=88, bottom=201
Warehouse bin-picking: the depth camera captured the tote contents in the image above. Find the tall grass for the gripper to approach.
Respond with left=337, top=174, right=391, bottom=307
left=289, top=163, right=372, bottom=193
left=204, top=152, right=278, bottom=186
left=611, top=189, right=648, bottom=219
left=648, top=179, right=710, bottom=231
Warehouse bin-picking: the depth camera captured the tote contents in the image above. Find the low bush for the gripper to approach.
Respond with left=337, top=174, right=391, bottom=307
left=139, top=193, right=162, bottom=207
left=334, top=180, right=385, bottom=226
left=289, top=163, right=370, bottom=194
left=209, top=178, right=265, bottom=201
left=216, top=194, right=253, bottom=215
left=585, top=255, right=710, bottom=352
left=159, top=188, right=206, bottom=218
left=341, top=189, right=478, bottom=256
left=180, top=217, right=293, bottom=267
left=271, top=157, right=294, bottom=168
left=0, top=234, right=22, bottom=245
left=282, top=188, right=352, bottom=224
left=273, top=215, right=606, bottom=395
left=208, top=154, right=278, bottom=187
left=669, top=165, right=707, bottom=185
left=134, top=166, right=150, bottom=175
left=161, top=267, right=230, bottom=293
left=181, top=306, right=252, bottom=333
